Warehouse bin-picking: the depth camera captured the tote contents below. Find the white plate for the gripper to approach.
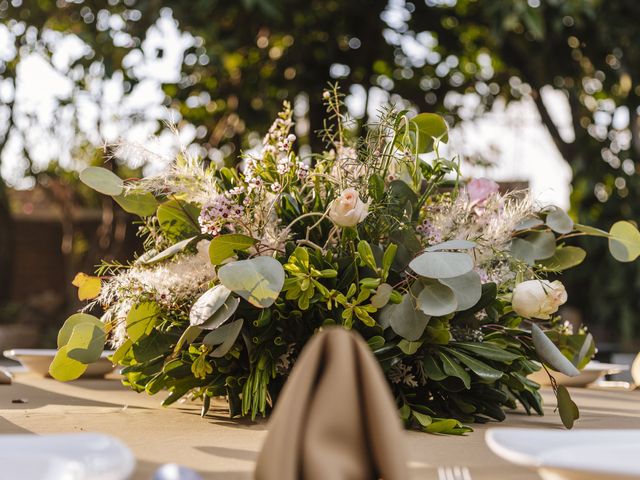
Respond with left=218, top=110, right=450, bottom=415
left=3, top=349, right=115, bottom=378
left=0, top=453, right=84, bottom=480
left=529, top=361, right=629, bottom=387
left=486, top=428, right=640, bottom=480
left=0, top=433, right=135, bottom=480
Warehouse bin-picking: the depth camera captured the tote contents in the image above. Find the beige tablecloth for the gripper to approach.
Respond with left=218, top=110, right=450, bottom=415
left=1, top=374, right=639, bottom=479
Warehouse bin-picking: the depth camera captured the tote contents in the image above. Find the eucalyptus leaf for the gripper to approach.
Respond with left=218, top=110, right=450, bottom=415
left=66, top=322, right=106, bottom=364
left=189, top=285, right=232, bottom=326
left=538, top=246, right=586, bottom=271
left=510, top=238, right=536, bottom=264
left=425, top=239, right=476, bottom=252
left=409, top=251, right=474, bottom=279
left=57, top=313, right=103, bottom=348
left=439, top=270, right=482, bottom=311
left=575, top=223, right=609, bottom=237
left=514, top=216, right=544, bottom=231
left=416, top=279, right=458, bottom=316
left=511, top=231, right=556, bottom=264
left=370, top=283, right=393, bottom=309
left=49, top=345, right=88, bottom=381
left=218, top=256, right=285, bottom=308
left=608, top=220, right=640, bottom=262
left=409, top=112, right=448, bottom=153
left=174, top=325, right=202, bottom=353
left=557, top=385, right=579, bottom=429
left=531, top=323, right=580, bottom=377
left=575, top=333, right=594, bottom=368
left=79, top=166, right=123, bottom=196
left=200, top=296, right=240, bottom=330
left=546, top=208, right=574, bottom=234
left=202, top=319, right=244, bottom=357
left=380, top=291, right=430, bottom=341
left=209, top=234, right=258, bottom=265
left=141, top=237, right=197, bottom=264
left=113, top=191, right=158, bottom=217
left=525, top=231, right=557, bottom=259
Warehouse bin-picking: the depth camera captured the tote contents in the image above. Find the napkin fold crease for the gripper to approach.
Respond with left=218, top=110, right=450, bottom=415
left=255, top=327, right=408, bottom=480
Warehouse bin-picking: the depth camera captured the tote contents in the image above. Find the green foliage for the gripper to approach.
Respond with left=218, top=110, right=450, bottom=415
left=608, top=221, right=640, bottom=262
left=113, top=191, right=158, bottom=217
left=380, top=291, right=430, bottom=341
left=202, top=319, right=244, bottom=358
left=283, top=247, right=337, bottom=310
left=189, top=285, right=233, bottom=327
left=126, top=303, right=160, bottom=342
left=209, top=234, right=258, bottom=265
left=142, top=237, right=199, bottom=264
left=50, top=102, right=640, bottom=437
left=50, top=313, right=106, bottom=381
left=218, top=256, right=285, bottom=308
left=538, top=246, right=587, bottom=272
left=157, top=199, right=201, bottom=241
left=409, top=113, right=449, bottom=153
left=556, top=385, right=580, bottom=429
left=409, top=251, right=474, bottom=279
left=531, top=323, right=580, bottom=377
left=79, top=167, right=124, bottom=196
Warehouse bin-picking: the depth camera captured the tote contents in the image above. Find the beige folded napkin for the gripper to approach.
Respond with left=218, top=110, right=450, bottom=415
left=255, top=327, right=408, bottom=480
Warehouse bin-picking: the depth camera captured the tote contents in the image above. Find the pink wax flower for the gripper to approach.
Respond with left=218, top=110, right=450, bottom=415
left=466, top=178, right=499, bottom=205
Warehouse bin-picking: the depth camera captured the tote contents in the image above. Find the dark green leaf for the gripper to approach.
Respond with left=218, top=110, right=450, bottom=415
left=438, top=351, right=471, bottom=388
left=557, top=385, right=579, bottom=429
left=453, top=342, right=521, bottom=363
left=443, top=347, right=503, bottom=381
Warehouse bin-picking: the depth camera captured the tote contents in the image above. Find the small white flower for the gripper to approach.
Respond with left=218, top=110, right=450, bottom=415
left=512, top=280, right=567, bottom=319
left=328, top=188, right=369, bottom=227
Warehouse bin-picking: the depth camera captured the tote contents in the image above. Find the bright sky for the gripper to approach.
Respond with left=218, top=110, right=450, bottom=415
left=0, top=7, right=573, bottom=209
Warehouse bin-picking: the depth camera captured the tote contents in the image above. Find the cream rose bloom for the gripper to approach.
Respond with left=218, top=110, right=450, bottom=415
left=329, top=188, right=369, bottom=227
left=512, top=280, right=567, bottom=319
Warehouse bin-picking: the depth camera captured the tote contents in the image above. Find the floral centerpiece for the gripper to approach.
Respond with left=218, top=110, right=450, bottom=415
left=52, top=88, right=640, bottom=434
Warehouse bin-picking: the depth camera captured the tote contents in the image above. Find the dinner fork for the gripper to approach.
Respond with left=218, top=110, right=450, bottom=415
left=437, top=465, right=472, bottom=480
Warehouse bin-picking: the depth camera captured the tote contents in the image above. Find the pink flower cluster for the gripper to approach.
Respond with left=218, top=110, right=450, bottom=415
left=198, top=194, right=244, bottom=236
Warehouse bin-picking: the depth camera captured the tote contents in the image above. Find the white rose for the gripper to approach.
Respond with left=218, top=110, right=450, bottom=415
left=329, top=188, right=369, bottom=227
left=512, top=280, right=568, bottom=319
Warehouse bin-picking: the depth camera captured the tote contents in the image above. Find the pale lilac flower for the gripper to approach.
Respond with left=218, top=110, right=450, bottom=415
left=297, top=163, right=310, bottom=181
left=199, top=195, right=244, bottom=235
left=228, top=186, right=245, bottom=196
left=417, top=220, right=442, bottom=244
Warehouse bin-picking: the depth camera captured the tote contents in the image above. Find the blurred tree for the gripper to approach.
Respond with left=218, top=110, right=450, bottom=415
left=2, top=0, right=640, bottom=345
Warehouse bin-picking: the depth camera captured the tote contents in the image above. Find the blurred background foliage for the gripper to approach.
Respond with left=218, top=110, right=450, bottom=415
left=1, top=0, right=639, bottom=349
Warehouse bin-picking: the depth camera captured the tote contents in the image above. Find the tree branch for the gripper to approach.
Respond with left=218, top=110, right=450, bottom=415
left=530, top=87, right=573, bottom=162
